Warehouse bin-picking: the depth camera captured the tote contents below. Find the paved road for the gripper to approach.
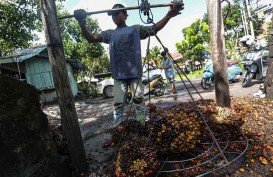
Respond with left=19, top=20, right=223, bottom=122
left=155, top=78, right=261, bottom=105
left=175, top=78, right=201, bottom=90
left=169, top=77, right=261, bottom=93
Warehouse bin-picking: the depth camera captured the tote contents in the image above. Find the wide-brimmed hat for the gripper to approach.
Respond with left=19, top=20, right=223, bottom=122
left=107, top=4, right=127, bottom=16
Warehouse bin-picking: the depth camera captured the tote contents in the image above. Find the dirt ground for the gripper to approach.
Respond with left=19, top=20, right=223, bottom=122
left=43, top=80, right=268, bottom=176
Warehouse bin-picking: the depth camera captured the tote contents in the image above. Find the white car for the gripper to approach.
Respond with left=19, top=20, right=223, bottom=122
left=96, top=64, right=165, bottom=98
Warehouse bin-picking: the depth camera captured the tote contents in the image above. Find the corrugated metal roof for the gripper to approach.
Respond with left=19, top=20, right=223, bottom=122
left=170, top=51, right=188, bottom=62
left=170, top=51, right=183, bottom=60
left=0, top=45, right=85, bottom=70
left=66, top=59, right=86, bottom=70
left=0, top=45, right=47, bottom=63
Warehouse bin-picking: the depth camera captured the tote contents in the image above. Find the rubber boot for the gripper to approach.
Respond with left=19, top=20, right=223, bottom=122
left=113, top=103, right=125, bottom=127
left=135, top=102, right=146, bottom=125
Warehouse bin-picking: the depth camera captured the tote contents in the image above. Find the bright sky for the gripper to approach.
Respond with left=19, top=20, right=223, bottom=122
left=56, top=0, right=207, bottom=56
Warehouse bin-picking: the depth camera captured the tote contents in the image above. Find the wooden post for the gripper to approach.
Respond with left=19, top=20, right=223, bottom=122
left=207, top=0, right=231, bottom=107
left=39, top=0, right=88, bottom=175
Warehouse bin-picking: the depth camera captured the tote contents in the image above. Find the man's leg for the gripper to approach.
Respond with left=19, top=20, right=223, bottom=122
left=169, top=76, right=177, bottom=94
left=130, top=79, right=145, bottom=125
left=171, top=82, right=177, bottom=94
left=102, top=80, right=127, bottom=148
left=113, top=80, right=127, bottom=127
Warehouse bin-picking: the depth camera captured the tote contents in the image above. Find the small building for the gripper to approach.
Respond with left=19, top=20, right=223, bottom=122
left=250, top=0, right=273, bottom=16
left=0, top=45, right=84, bottom=102
left=169, top=51, right=192, bottom=73
left=170, top=51, right=186, bottom=63
left=250, top=0, right=273, bottom=33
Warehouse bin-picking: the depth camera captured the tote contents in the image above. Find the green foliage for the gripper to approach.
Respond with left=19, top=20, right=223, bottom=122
left=222, top=3, right=242, bottom=34
left=176, top=19, right=209, bottom=62
left=267, top=22, right=272, bottom=33
left=222, top=2, right=265, bottom=62
left=223, top=2, right=265, bottom=38
left=0, top=0, right=42, bottom=54
left=57, top=6, right=110, bottom=68
left=252, top=13, right=264, bottom=36
left=226, top=39, right=237, bottom=60
left=144, top=46, right=162, bottom=66
left=77, top=82, right=98, bottom=98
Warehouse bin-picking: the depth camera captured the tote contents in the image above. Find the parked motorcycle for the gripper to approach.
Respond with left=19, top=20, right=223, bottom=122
left=201, top=60, right=243, bottom=89
left=143, top=74, right=165, bottom=96
left=241, top=47, right=269, bottom=87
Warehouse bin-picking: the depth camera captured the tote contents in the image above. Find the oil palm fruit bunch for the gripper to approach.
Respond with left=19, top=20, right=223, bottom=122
left=147, top=107, right=201, bottom=154
left=111, top=119, right=146, bottom=145
left=116, top=134, right=160, bottom=177
left=167, top=109, right=201, bottom=153
left=146, top=116, right=175, bottom=154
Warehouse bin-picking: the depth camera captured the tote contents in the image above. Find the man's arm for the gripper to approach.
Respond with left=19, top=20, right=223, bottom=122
left=153, top=7, right=182, bottom=33
left=78, top=21, right=103, bottom=43
left=74, top=9, right=103, bottom=43
left=160, top=58, right=173, bottom=70
left=160, top=65, right=171, bottom=70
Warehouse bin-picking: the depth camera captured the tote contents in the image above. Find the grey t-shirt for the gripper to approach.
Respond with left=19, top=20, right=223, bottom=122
left=100, top=25, right=156, bottom=43
left=99, top=25, right=156, bottom=79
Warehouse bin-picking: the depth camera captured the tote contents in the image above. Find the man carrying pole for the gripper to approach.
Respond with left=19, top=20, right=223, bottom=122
left=73, top=2, right=183, bottom=147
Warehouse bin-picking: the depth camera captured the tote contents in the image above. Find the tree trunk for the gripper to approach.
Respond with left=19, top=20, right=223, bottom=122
left=207, top=0, right=231, bottom=107
left=39, top=0, right=88, bottom=176
left=265, top=23, right=273, bottom=98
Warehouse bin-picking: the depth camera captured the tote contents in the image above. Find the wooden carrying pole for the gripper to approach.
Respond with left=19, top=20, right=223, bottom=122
left=39, top=0, right=88, bottom=175
left=59, top=3, right=174, bottom=19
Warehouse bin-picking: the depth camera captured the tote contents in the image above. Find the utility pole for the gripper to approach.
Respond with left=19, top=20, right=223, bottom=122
left=39, top=0, right=88, bottom=176
left=240, top=8, right=248, bottom=36
left=207, top=0, right=231, bottom=107
left=245, top=0, right=255, bottom=39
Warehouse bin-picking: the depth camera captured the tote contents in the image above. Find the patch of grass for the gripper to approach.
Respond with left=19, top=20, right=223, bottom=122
left=176, top=69, right=203, bottom=80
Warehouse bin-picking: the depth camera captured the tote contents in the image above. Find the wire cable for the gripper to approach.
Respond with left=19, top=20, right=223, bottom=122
left=138, top=0, right=154, bottom=24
